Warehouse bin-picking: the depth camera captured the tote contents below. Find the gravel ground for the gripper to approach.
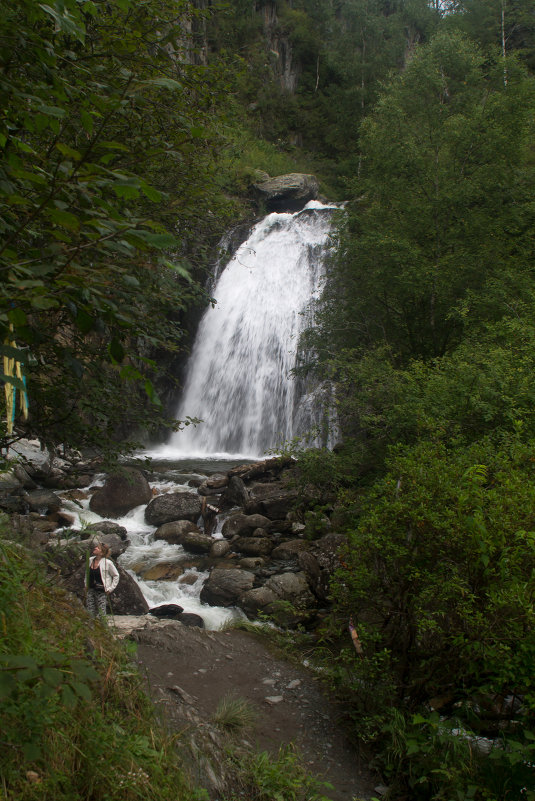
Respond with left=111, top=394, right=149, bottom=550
left=118, top=617, right=378, bottom=800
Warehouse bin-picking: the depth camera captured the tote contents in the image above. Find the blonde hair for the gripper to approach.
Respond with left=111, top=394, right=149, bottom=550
left=93, top=541, right=111, bottom=558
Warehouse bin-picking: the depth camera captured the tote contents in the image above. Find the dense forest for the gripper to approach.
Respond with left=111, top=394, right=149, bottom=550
left=2, top=0, right=535, bottom=799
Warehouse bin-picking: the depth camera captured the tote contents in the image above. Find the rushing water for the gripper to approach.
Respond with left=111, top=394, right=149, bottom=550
left=60, top=461, right=249, bottom=630
left=65, top=203, right=338, bottom=628
left=151, top=201, right=338, bottom=461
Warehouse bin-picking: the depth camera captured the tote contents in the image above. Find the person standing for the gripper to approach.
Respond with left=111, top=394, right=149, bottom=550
left=85, top=542, right=119, bottom=619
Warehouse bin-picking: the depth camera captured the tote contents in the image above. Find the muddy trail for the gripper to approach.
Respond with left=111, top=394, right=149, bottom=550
left=114, top=617, right=378, bottom=800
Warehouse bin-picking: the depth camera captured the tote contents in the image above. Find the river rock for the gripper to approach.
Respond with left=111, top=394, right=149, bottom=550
left=154, top=520, right=201, bottom=544
left=149, top=604, right=184, bottom=619
left=239, top=557, right=265, bottom=569
left=245, top=483, right=298, bottom=519
left=139, top=561, right=185, bottom=581
left=145, top=492, right=202, bottom=526
left=86, top=521, right=128, bottom=540
left=180, top=531, right=213, bottom=554
left=271, top=539, right=310, bottom=560
left=200, top=568, right=255, bottom=607
left=221, top=475, right=249, bottom=507
left=252, top=173, right=319, bottom=212
left=89, top=468, right=152, bottom=518
left=240, top=585, right=279, bottom=617
left=179, top=612, right=204, bottom=628
left=206, top=474, right=228, bottom=489
left=23, top=488, right=62, bottom=515
left=222, top=513, right=271, bottom=538
left=233, top=537, right=273, bottom=556
left=210, top=539, right=231, bottom=558
left=111, top=566, right=150, bottom=615
left=239, top=571, right=317, bottom=625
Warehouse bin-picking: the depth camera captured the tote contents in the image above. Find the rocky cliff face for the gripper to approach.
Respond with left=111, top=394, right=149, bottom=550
left=259, top=0, right=300, bottom=92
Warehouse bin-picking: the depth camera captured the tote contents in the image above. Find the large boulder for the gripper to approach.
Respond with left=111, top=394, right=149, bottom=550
left=200, top=568, right=255, bottom=607
left=89, top=468, right=152, bottom=518
left=145, top=492, right=202, bottom=526
left=252, top=173, right=319, bottom=212
left=110, top=566, right=149, bottom=615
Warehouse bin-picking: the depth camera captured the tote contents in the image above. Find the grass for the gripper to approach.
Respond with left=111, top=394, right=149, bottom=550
left=213, top=693, right=258, bottom=732
left=0, top=534, right=200, bottom=801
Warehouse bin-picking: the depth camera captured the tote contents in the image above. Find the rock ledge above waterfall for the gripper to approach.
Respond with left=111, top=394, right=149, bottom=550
left=251, top=172, right=319, bottom=212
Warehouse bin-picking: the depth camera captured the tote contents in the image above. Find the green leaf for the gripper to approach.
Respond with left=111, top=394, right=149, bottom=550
left=139, top=232, right=178, bottom=249
left=35, top=104, right=67, bottom=119
left=137, top=77, right=182, bottom=92
left=0, top=672, right=16, bottom=698
left=69, top=680, right=92, bottom=701
left=42, top=667, right=63, bottom=687
left=56, top=142, right=82, bottom=161
left=0, top=344, right=29, bottom=361
left=113, top=184, right=139, bottom=199
left=61, top=684, right=77, bottom=709
left=31, top=296, right=59, bottom=310
left=7, top=308, right=27, bottom=327
left=80, top=110, right=94, bottom=134
left=38, top=4, right=85, bottom=43
left=140, top=181, right=162, bottom=202
left=74, top=309, right=94, bottom=334
left=48, top=208, right=80, bottom=231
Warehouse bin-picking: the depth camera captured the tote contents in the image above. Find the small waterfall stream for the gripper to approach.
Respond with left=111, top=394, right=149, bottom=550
left=154, top=200, right=337, bottom=460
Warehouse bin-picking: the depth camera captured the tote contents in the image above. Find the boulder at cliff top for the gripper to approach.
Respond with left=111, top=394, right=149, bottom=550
left=252, top=173, right=319, bottom=212
left=89, top=468, right=151, bottom=518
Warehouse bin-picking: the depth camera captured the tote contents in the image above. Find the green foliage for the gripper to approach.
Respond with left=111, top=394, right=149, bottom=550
left=223, top=744, right=333, bottom=801
left=0, top=536, right=196, bottom=800
left=0, top=0, right=236, bottom=454
left=315, top=31, right=535, bottom=367
left=304, top=437, right=535, bottom=799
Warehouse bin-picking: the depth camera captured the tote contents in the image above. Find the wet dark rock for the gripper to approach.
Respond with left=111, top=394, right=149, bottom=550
left=179, top=612, right=205, bottom=628
left=23, top=488, right=62, bottom=515
left=89, top=468, right=152, bottom=518
left=149, top=604, right=184, bottom=619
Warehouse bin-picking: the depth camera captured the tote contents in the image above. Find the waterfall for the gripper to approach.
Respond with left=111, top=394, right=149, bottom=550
left=156, top=200, right=338, bottom=460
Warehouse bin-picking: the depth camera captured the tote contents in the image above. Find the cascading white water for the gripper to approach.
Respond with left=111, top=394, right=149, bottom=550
left=156, top=200, right=337, bottom=460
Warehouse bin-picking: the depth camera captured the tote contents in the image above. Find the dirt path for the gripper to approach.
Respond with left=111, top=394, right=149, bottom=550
left=118, top=618, right=377, bottom=800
